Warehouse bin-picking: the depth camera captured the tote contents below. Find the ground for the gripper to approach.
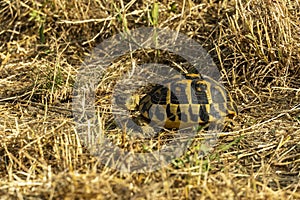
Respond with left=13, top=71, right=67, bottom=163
left=0, top=0, right=299, bottom=199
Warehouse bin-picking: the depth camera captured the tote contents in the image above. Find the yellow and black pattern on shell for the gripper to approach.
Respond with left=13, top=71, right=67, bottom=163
left=138, top=73, right=238, bottom=129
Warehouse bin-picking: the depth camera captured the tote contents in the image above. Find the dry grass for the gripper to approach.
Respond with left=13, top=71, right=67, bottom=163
left=0, top=0, right=299, bottom=199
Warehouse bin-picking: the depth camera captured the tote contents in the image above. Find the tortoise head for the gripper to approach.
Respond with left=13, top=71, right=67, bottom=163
left=125, top=94, right=140, bottom=111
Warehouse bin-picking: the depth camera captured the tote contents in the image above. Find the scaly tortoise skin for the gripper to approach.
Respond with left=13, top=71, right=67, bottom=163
left=131, top=73, right=238, bottom=129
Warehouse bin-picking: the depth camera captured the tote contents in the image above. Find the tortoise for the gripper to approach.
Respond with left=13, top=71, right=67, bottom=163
left=126, top=73, right=238, bottom=130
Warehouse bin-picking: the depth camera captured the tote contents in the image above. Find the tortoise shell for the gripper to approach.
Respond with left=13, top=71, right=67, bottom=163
left=137, top=73, right=238, bottom=129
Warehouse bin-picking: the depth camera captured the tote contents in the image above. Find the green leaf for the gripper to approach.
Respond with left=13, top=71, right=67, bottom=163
left=151, top=2, right=159, bottom=26
left=170, top=2, right=177, bottom=13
